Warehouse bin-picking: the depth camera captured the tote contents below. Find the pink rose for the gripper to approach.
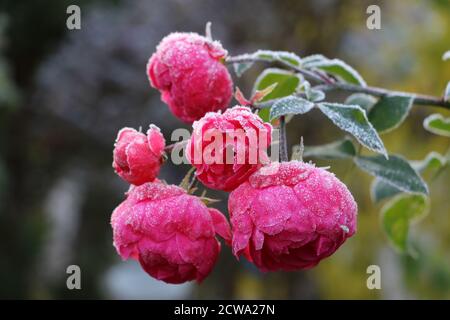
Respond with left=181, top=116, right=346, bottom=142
left=147, top=32, right=233, bottom=123
left=113, top=125, right=165, bottom=186
left=229, top=161, right=357, bottom=272
left=111, top=181, right=231, bottom=284
left=186, top=106, right=272, bottom=191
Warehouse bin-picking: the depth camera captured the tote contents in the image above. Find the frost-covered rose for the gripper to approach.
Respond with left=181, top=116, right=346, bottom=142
left=228, top=161, right=357, bottom=272
left=111, top=181, right=231, bottom=284
left=147, top=32, right=233, bottom=123
left=113, top=125, right=165, bottom=186
left=186, top=106, right=272, bottom=191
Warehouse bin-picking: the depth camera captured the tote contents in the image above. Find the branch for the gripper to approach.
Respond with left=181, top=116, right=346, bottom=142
left=226, top=55, right=450, bottom=110
left=316, top=84, right=450, bottom=109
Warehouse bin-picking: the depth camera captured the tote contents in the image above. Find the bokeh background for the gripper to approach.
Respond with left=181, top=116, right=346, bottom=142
left=0, top=0, right=449, bottom=299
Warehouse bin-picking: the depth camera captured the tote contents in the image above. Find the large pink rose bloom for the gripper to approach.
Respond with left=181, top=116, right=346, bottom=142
left=229, top=161, right=357, bottom=272
left=186, top=106, right=272, bottom=191
left=111, top=181, right=231, bottom=284
left=147, top=32, right=233, bottom=123
left=113, top=125, right=165, bottom=186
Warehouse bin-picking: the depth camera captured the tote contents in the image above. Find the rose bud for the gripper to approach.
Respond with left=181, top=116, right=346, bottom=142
left=186, top=106, right=272, bottom=191
left=113, top=125, right=165, bottom=186
left=229, top=161, right=357, bottom=272
left=111, top=180, right=231, bottom=284
left=147, top=32, right=233, bottom=123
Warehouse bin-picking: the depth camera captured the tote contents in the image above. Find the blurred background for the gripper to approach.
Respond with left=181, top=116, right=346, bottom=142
left=0, top=0, right=449, bottom=299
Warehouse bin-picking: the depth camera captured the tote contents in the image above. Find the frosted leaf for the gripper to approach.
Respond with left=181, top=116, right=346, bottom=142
left=233, top=61, right=254, bottom=77
left=370, top=179, right=402, bottom=203
left=354, top=154, right=428, bottom=195
left=318, top=102, right=387, bottom=157
left=302, top=81, right=325, bottom=102
left=381, top=194, right=429, bottom=255
left=371, top=151, right=446, bottom=202
left=252, top=50, right=302, bottom=67
left=443, top=50, right=450, bottom=61
left=253, top=50, right=278, bottom=61
left=303, top=56, right=366, bottom=86
left=410, top=151, right=447, bottom=172
left=423, top=113, right=450, bottom=137
left=276, top=52, right=302, bottom=67
left=368, top=94, right=413, bottom=133
left=345, top=93, right=377, bottom=113
left=300, top=138, right=356, bottom=160
left=269, top=96, right=314, bottom=121
left=308, top=88, right=325, bottom=102
left=301, top=54, right=327, bottom=65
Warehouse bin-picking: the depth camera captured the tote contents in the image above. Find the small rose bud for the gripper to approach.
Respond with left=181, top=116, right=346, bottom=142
left=113, top=125, right=165, bottom=185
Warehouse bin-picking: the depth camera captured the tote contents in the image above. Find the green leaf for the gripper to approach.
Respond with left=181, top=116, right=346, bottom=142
left=257, top=108, right=270, bottom=123
left=354, top=154, right=428, bottom=195
left=300, top=138, right=356, bottom=160
left=253, top=68, right=301, bottom=102
left=368, top=95, right=413, bottom=133
left=345, top=93, right=377, bottom=113
left=277, top=52, right=302, bottom=67
left=302, top=81, right=325, bottom=102
left=269, top=96, right=314, bottom=121
left=423, top=113, right=450, bottom=137
left=317, top=102, right=387, bottom=157
left=381, top=194, right=429, bottom=255
left=304, top=57, right=366, bottom=86
left=371, top=179, right=402, bottom=203
left=443, top=50, right=450, bottom=61
left=253, top=50, right=277, bottom=61
left=371, top=152, right=446, bottom=203
left=410, top=151, right=447, bottom=172
left=308, top=89, right=325, bottom=102
left=301, top=54, right=326, bottom=65
left=233, top=61, right=254, bottom=77
left=253, top=50, right=302, bottom=67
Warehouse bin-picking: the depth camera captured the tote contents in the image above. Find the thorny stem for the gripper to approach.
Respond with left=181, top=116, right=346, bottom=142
left=279, top=116, right=289, bottom=162
left=226, top=56, right=450, bottom=110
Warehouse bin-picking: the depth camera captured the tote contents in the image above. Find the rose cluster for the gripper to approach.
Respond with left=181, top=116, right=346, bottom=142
left=110, top=32, right=357, bottom=284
